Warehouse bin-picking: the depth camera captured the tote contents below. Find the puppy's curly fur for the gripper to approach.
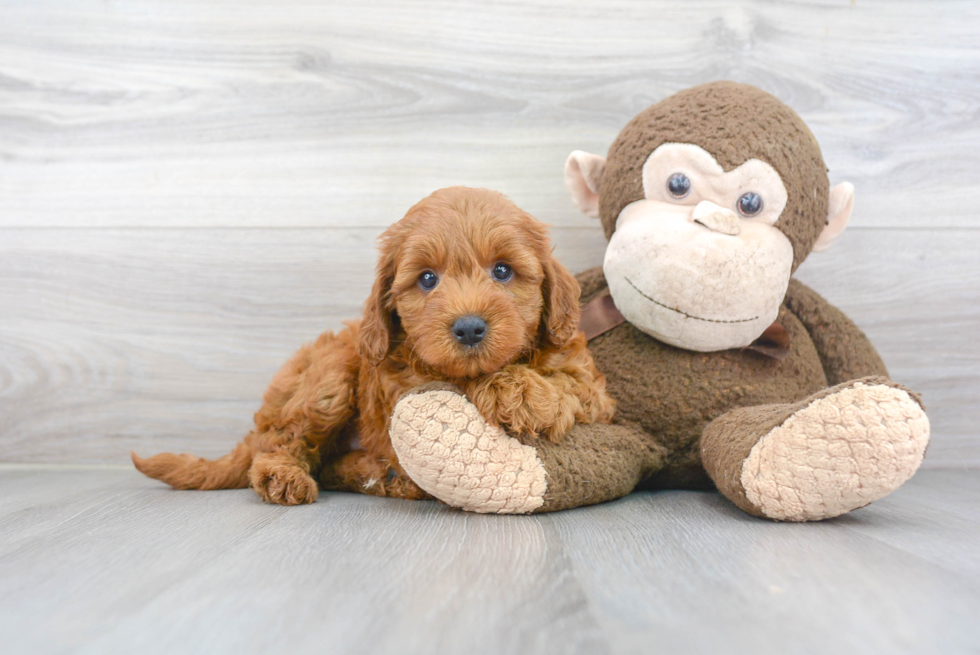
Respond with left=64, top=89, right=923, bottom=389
left=133, top=187, right=615, bottom=505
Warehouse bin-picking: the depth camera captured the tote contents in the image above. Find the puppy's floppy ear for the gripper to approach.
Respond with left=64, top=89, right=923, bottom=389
left=541, top=256, right=581, bottom=348
left=358, top=232, right=400, bottom=366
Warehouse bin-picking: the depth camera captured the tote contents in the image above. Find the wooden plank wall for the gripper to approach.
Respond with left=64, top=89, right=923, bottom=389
left=1, top=0, right=977, bottom=467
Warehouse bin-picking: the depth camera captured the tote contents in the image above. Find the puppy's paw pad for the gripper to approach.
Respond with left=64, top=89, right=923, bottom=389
left=390, top=390, right=547, bottom=514
left=742, top=382, right=930, bottom=521
left=251, top=465, right=318, bottom=505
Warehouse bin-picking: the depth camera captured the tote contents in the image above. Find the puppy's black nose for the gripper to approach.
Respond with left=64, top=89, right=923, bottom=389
left=452, top=315, right=487, bottom=346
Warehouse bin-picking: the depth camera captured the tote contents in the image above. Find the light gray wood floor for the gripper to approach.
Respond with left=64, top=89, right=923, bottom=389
left=1, top=467, right=977, bottom=655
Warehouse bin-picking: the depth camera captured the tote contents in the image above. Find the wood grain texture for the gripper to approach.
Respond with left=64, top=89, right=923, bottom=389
left=0, top=467, right=977, bottom=655
left=0, top=0, right=977, bottom=229
left=0, top=1, right=977, bottom=466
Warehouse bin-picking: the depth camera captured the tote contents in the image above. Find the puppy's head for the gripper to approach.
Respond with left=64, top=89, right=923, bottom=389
left=359, top=187, right=580, bottom=379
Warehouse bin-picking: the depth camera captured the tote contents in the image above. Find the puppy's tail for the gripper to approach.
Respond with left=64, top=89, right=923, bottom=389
left=132, top=440, right=253, bottom=490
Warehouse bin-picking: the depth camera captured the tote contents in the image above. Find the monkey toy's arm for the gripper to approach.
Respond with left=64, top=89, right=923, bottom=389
left=783, top=278, right=889, bottom=385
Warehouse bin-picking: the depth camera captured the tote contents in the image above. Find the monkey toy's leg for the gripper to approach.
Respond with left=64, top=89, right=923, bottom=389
left=388, top=384, right=663, bottom=513
left=697, top=279, right=931, bottom=521
left=700, top=376, right=929, bottom=521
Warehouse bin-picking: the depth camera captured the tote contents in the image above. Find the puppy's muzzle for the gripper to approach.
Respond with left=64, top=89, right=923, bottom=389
left=452, top=315, right=487, bottom=347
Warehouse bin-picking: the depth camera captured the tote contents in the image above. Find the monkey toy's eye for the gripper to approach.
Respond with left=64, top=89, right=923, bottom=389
left=491, top=262, right=513, bottom=282
left=737, top=192, right=764, bottom=217
left=667, top=173, right=692, bottom=198
left=418, top=270, right=439, bottom=290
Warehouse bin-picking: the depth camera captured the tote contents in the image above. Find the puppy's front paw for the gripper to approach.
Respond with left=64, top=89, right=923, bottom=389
left=249, top=452, right=319, bottom=505
left=472, top=368, right=571, bottom=441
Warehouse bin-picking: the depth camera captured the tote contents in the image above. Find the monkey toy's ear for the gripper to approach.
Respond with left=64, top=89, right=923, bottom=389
left=813, top=182, right=855, bottom=252
left=564, top=150, right=607, bottom=219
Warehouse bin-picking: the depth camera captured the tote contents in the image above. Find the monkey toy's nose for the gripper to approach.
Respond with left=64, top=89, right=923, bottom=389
left=691, top=201, right=741, bottom=236
left=452, top=315, right=487, bottom=347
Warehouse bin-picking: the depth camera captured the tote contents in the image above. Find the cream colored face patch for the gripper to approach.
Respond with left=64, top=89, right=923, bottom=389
left=604, top=143, right=794, bottom=352
left=642, top=143, right=788, bottom=224
left=389, top=389, right=547, bottom=514
left=741, top=382, right=930, bottom=521
left=606, top=205, right=793, bottom=352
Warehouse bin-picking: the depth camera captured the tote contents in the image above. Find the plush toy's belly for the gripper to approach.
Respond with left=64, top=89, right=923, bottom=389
left=587, top=305, right=828, bottom=488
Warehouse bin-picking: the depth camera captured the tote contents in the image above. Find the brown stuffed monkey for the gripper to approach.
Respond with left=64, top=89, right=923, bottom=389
left=387, top=81, right=930, bottom=520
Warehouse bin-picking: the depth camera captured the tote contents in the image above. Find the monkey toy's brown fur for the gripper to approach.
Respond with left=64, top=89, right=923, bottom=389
left=134, top=187, right=615, bottom=505
left=390, top=82, right=930, bottom=519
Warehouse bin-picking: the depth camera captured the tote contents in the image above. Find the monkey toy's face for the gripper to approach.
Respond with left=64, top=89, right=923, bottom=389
left=565, top=82, right=855, bottom=353
left=604, top=143, right=793, bottom=351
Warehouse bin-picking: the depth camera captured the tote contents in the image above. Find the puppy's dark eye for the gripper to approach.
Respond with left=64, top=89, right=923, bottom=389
left=491, top=263, right=513, bottom=282
left=737, top=192, right=763, bottom=217
left=667, top=173, right=691, bottom=198
left=418, top=270, right=438, bottom=290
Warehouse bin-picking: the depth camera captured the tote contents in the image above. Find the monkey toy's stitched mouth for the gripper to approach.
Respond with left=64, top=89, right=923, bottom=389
left=624, top=277, right=759, bottom=324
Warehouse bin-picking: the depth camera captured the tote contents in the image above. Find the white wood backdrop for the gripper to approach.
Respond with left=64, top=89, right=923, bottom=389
left=1, top=0, right=977, bottom=467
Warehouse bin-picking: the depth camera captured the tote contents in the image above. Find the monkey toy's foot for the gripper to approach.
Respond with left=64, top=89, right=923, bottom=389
left=389, top=383, right=655, bottom=514
left=703, top=377, right=930, bottom=522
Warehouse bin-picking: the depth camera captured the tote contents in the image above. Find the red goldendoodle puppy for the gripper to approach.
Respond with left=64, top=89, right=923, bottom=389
left=133, top=187, right=615, bottom=504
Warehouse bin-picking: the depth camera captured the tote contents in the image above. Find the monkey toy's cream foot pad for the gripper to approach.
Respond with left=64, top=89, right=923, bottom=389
left=389, top=386, right=547, bottom=514
left=741, top=381, right=930, bottom=522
